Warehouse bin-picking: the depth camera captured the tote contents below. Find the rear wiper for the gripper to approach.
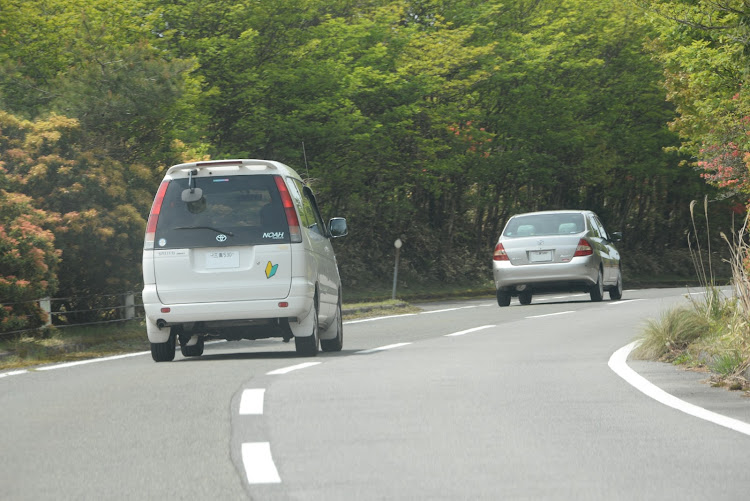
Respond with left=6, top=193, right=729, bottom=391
left=173, top=226, right=234, bottom=237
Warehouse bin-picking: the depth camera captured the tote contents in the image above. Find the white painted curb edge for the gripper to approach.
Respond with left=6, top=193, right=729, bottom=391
left=609, top=341, right=750, bottom=436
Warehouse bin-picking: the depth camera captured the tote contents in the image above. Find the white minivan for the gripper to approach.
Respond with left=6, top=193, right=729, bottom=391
left=142, top=159, right=348, bottom=362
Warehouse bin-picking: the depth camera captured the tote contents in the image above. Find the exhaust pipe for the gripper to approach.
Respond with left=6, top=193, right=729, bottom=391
left=156, top=319, right=167, bottom=329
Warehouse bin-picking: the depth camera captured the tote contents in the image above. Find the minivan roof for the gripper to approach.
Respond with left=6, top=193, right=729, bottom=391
left=165, top=159, right=302, bottom=179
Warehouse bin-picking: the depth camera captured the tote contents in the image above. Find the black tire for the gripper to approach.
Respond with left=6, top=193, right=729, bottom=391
left=295, top=300, right=319, bottom=356
left=151, top=333, right=176, bottom=362
left=180, top=336, right=205, bottom=357
left=590, top=268, right=604, bottom=302
left=321, top=298, right=343, bottom=352
left=496, top=289, right=511, bottom=307
left=609, top=268, right=623, bottom=300
left=518, top=290, right=532, bottom=305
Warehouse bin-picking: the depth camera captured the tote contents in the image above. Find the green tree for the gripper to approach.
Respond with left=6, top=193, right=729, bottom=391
left=464, top=0, right=715, bottom=263
left=0, top=0, right=203, bottom=167
left=636, top=0, right=750, bottom=198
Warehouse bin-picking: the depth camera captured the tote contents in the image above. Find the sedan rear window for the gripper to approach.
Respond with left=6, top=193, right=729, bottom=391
left=503, top=213, right=585, bottom=237
left=154, top=174, right=290, bottom=249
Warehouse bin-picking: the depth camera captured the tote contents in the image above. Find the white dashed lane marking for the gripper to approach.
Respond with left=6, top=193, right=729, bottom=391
left=444, top=325, right=495, bottom=337
left=526, top=311, right=575, bottom=319
left=241, top=442, right=281, bottom=484
left=239, top=389, right=266, bottom=416
left=356, top=342, right=412, bottom=355
left=266, top=362, right=321, bottom=375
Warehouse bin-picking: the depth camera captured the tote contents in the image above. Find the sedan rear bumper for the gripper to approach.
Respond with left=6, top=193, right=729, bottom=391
left=492, top=257, right=599, bottom=291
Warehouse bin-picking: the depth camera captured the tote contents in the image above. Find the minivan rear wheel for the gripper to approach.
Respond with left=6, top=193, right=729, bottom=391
left=295, top=301, right=319, bottom=357
left=151, top=333, right=176, bottom=362
left=321, top=297, right=343, bottom=352
left=180, top=336, right=205, bottom=357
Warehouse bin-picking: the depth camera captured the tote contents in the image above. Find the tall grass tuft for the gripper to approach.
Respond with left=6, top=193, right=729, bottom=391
left=633, top=307, right=710, bottom=361
left=686, top=197, right=724, bottom=320
left=711, top=210, right=750, bottom=377
left=637, top=200, right=750, bottom=383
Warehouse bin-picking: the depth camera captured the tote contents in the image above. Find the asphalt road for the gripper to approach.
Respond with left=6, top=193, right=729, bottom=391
left=2, top=288, right=750, bottom=500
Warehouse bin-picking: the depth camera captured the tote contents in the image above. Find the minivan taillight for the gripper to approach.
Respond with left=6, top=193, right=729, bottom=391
left=274, top=176, right=302, bottom=243
left=573, top=238, right=593, bottom=257
left=493, top=243, right=509, bottom=261
left=144, top=180, right=170, bottom=249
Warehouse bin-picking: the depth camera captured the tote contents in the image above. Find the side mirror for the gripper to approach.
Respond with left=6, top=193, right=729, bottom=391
left=611, top=231, right=623, bottom=243
left=181, top=187, right=203, bottom=203
left=329, top=217, right=348, bottom=238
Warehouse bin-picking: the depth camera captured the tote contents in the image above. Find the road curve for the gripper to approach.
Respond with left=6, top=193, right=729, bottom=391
left=2, top=288, right=750, bottom=500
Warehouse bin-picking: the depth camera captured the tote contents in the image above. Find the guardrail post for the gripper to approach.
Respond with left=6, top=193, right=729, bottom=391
left=39, top=297, right=52, bottom=327
left=124, top=293, right=135, bottom=320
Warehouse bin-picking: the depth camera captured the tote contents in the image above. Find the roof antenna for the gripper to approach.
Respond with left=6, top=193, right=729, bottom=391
left=302, top=141, right=310, bottom=179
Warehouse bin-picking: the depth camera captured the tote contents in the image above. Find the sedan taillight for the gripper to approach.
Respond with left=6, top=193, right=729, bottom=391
left=493, top=243, right=509, bottom=261
left=573, top=239, right=593, bottom=257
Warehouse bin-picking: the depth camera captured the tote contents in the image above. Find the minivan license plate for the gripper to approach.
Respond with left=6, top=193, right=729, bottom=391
left=206, top=251, right=240, bottom=269
left=529, top=250, right=552, bottom=263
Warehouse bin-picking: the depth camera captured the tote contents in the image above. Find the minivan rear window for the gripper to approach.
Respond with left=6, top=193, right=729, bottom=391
left=153, top=174, right=290, bottom=249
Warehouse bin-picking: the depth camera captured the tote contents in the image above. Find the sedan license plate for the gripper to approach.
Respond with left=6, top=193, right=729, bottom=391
left=529, top=250, right=552, bottom=263
left=206, top=251, right=240, bottom=269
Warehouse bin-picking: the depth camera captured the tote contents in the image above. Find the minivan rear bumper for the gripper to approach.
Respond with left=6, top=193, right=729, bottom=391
left=142, top=280, right=314, bottom=342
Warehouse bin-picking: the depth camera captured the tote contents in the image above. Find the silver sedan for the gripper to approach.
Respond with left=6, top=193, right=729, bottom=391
left=492, top=210, right=622, bottom=306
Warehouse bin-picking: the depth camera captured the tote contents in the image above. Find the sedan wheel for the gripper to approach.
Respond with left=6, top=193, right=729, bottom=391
left=496, top=289, right=511, bottom=307
left=590, top=268, right=604, bottom=302
left=609, top=268, right=623, bottom=300
left=518, top=290, right=532, bottom=305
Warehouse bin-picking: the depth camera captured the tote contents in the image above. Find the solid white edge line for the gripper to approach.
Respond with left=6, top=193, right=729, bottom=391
left=445, top=325, right=496, bottom=337
left=239, top=388, right=266, bottom=415
left=609, top=341, right=750, bottom=436
left=267, top=362, right=321, bottom=375
left=0, top=369, right=28, bottom=378
left=526, top=311, right=575, bottom=319
left=356, top=342, right=412, bottom=355
left=242, top=442, right=281, bottom=484
left=36, top=350, right=150, bottom=371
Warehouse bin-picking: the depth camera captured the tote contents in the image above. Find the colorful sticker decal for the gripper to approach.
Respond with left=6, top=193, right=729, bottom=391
left=265, top=261, right=278, bottom=279
left=158, top=238, right=167, bottom=247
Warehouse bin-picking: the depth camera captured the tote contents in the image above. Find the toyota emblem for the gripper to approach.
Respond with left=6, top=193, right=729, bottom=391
left=216, top=234, right=228, bottom=242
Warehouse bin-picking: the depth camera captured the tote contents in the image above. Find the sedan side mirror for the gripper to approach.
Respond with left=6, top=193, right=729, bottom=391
left=610, top=231, right=623, bottom=242
left=329, top=217, right=348, bottom=238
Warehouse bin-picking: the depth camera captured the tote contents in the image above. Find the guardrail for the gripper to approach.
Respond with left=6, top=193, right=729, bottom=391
left=1, top=293, right=145, bottom=337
